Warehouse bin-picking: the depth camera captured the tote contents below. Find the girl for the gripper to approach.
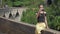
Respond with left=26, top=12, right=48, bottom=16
left=35, top=5, right=48, bottom=34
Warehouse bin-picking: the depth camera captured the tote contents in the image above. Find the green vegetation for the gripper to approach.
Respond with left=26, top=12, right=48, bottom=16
left=2, top=0, right=60, bottom=31
left=46, top=4, right=60, bottom=31
left=21, top=0, right=60, bottom=31
left=2, top=0, right=44, bottom=7
left=45, top=0, right=60, bottom=31
left=21, top=8, right=39, bottom=24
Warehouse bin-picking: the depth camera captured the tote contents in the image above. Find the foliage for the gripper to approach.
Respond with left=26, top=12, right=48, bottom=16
left=3, top=0, right=44, bottom=7
left=21, top=8, right=39, bottom=24
left=45, top=0, right=60, bottom=31
left=13, top=1, right=23, bottom=7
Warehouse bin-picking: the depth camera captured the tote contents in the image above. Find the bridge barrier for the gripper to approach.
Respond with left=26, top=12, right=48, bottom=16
left=0, top=17, right=35, bottom=34
left=0, top=8, right=10, bottom=16
left=0, top=17, right=60, bottom=34
left=43, top=29, right=60, bottom=34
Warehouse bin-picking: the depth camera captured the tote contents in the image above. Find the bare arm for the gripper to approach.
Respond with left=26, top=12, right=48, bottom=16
left=36, top=11, right=40, bottom=18
left=45, top=16, right=49, bottom=28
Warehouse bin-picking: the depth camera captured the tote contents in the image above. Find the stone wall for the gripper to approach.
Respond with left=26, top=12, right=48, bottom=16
left=42, top=29, right=60, bottom=34
left=0, top=17, right=35, bottom=34
left=0, top=17, right=60, bottom=34
left=0, top=8, right=10, bottom=16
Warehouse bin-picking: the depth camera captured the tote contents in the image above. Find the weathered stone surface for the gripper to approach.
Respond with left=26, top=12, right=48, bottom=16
left=0, top=17, right=35, bottom=34
left=3, top=14, right=6, bottom=17
left=0, top=8, right=10, bottom=16
left=15, top=11, right=19, bottom=17
left=41, top=30, right=54, bottom=34
left=9, top=13, right=13, bottom=18
left=0, top=17, right=60, bottom=34
left=41, top=29, right=60, bottom=34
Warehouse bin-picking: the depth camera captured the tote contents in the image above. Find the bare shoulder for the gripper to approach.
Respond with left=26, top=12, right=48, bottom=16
left=40, top=11, right=46, bottom=14
left=44, top=12, right=46, bottom=14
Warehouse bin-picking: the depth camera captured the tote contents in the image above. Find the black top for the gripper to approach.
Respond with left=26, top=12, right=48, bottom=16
left=37, top=12, right=46, bottom=22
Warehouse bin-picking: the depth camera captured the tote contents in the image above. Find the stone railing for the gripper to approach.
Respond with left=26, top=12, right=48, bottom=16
left=0, top=17, right=60, bottom=34
left=0, top=17, right=35, bottom=34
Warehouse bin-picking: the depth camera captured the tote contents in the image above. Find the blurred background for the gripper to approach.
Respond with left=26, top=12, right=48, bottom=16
left=0, top=0, right=60, bottom=31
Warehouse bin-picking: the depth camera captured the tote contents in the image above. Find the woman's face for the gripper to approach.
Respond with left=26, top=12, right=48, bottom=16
left=40, top=5, right=43, bottom=8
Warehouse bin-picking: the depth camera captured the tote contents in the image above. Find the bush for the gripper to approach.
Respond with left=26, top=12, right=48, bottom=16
left=13, top=1, right=23, bottom=7
left=45, top=4, right=60, bottom=31
left=21, top=8, right=39, bottom=24
left=21, top=4, right=60, bottom=31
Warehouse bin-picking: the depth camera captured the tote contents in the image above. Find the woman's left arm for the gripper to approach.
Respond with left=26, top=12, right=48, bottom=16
left=44, top=13, right=49, bottom=28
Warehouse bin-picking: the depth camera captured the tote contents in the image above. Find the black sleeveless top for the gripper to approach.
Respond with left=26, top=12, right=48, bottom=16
left=37, top=12, right=46, bottom=22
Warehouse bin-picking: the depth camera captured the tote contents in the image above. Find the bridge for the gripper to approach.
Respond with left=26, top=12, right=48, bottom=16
left=0, top=7, right=60, bottom=34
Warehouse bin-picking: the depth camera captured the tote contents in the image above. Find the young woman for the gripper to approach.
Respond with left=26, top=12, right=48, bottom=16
left=35, top=5, right=48, bottom=34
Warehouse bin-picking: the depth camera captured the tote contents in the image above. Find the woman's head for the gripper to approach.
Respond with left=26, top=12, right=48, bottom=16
left=40, top=5, right=43, bottom=8
left=39, top=5, right=44, bottom=12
